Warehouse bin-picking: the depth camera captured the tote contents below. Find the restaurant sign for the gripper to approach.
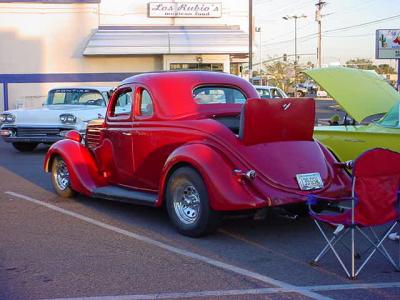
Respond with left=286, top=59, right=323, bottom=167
left=149, top=2, right=222, bottom=18
left=376, top=29, right=400, bottom=59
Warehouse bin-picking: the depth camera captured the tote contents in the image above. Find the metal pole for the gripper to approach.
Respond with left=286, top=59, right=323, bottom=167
left=294, top=17, right=297, bottom=66
left=249, top=0, right=253, bottom=81
left=318, top=17, right=322, bottom=68
left=259, top=28, right=262, bottom=81
left=398, top=59, right=400, bottom=92
left=316, top=1, right=326, bottom=68
left=294, top=17, right=297, bottom=82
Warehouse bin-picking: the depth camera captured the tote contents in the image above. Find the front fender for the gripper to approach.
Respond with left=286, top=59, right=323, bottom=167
left=159, top=143, right=267, bottom=211
left=44, top=140, right=107, bottom=196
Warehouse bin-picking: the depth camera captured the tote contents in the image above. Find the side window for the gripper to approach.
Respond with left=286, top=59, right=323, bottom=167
left=139, top=89, right=154, bottom=117
left=110, top=88, right=133, bottom=117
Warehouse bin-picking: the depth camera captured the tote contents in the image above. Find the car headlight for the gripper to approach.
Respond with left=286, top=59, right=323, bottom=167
left=0, top=113, right=16, bottom=124
left=60, top=114, right=77, bottom=124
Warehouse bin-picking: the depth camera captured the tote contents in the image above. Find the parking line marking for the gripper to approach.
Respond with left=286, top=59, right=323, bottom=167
left=6, top=191, right=330, bottom=300
left=39, top=282, right=400, bottom=300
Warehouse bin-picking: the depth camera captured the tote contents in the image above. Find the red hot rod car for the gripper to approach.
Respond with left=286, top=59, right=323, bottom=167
left=44, top=71, right=351, bottom=236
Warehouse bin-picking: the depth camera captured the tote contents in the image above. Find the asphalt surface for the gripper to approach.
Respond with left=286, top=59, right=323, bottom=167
left=0, top=101, right=399, bottom=300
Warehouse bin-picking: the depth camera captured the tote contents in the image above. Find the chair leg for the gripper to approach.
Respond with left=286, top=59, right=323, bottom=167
left=355, top=223, right=400, bottom=274
left=313, top=220, right=351, bottom=278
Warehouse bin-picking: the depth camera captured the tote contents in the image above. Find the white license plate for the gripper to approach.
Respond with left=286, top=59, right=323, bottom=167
left=296, top=173, right=324, bottom=191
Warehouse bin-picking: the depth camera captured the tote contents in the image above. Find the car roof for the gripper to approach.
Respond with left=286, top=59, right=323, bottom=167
left=254, top=85, right=282, bottom=90
left=120, top=71, right=259, bottom=118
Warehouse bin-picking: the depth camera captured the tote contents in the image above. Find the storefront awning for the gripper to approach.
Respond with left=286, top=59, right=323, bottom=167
left=83, top=26, right=248, bottom=55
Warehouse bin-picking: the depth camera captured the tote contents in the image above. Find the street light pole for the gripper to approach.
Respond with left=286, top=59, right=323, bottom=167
left=283, top=15, right=306, bottom=81
left=255, top=26, right=262, bottom=82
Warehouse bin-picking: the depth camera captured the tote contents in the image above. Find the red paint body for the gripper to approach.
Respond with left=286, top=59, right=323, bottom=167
left=44, top=71, right=351, bottom=211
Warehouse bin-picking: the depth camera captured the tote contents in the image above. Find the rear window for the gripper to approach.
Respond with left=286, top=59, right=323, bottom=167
left=193, top=86, right=246, bottom=104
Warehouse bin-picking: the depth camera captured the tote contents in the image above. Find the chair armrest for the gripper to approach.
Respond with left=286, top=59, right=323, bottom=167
left=307, top=195, right=356, bottom=216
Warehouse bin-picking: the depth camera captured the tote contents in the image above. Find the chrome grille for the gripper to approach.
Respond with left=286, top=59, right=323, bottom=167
left=86, top=122, right=104, bottom=149
left=17, top=127, right=62, bottom=137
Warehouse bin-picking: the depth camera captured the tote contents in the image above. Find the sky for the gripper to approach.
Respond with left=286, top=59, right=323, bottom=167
left=253, top=0, right=400, bottom=66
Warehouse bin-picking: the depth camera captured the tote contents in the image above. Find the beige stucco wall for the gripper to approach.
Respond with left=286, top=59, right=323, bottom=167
left=0, top=3, right=164, bottom=74
left=0, top=1, right=246, bottom=111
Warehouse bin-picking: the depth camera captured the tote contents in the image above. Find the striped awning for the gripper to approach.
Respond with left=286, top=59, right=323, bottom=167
left=83, top=25, right=248, bottom=55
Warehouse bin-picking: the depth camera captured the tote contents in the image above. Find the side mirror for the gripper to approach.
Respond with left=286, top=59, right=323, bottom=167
left=65, top=130, right=82, bottom=143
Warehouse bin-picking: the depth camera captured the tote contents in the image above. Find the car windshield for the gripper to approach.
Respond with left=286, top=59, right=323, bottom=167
left=46, top=89, right=107, bottom=106
left=257, top=88, right=271, bottom=99
left=193, top=86, right=246, bottom=104
left=376, top=102, right=400, bottom=128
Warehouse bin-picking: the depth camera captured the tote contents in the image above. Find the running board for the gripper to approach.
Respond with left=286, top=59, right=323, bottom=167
left=92, top=186, right=157, bottom=207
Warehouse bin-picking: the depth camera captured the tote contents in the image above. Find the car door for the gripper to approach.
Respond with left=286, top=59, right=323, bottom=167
left=130, top=86, right=161, bottom=191
left=104, top=85, right=135, bottom=186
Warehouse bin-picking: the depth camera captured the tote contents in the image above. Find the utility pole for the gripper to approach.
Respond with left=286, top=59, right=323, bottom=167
left=283, top=15, right=307, bottom=82
left=315, top=1, right=326, bottom=68
left=249, top=0, right=253, bottom=81
left=255, top=26, right=262, bottom=81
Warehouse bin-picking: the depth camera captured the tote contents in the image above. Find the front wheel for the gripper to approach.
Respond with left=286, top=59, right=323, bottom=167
left=166, top=167, right=219, bottom=237
left=12, top=142, right=38, bottom=152
left=51, top=156, right=75, bottom=198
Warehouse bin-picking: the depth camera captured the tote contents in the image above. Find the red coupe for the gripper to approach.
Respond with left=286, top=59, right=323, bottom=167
left=44, top=71, right=351, bottom=236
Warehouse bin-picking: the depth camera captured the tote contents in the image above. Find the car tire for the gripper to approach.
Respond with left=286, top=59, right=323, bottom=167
left=12, top=142, right=38, bottom=152
left=51, top=156, right=76, bottom=198
left=166, top=167, right=219, bottom=237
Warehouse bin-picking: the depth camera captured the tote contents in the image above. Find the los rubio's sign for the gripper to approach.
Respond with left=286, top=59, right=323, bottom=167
left=149, top=2, right=222, bottom=18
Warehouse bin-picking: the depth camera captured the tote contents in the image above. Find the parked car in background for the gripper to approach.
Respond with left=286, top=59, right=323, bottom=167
left=254, top=85, right=288, bottom=99
left=295, top=80, right=318, bottom=97
left=0, top=86, right=113, bottom=152
left=44, top=71, right=351, bottom=237
left=307, top=67, right=400, bottom=162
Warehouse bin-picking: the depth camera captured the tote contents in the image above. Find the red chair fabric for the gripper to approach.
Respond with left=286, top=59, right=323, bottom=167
left=308, top=148, right=400, bottom=279
left=309, top=148, right=400, bottom=227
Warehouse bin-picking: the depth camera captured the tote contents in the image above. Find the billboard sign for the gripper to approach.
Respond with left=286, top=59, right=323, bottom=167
left=149, top=2, right=222, bottom=18
left=376, top=29, right=400, bottom=59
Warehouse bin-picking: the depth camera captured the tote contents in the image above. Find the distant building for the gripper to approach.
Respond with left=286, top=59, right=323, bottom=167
left=0, top=0, right=249, bottom=111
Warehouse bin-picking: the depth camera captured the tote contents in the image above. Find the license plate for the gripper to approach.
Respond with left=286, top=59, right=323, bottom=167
left=296, top=173, right=324, bottom=191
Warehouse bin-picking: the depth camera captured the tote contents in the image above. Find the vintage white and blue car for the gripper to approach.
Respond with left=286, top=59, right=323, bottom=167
left=0, top=86, right=113, bottom=151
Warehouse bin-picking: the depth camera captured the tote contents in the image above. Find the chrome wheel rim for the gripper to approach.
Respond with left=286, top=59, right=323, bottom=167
left=173, top=183, right=201, bottom=225
left=54, top=159, right=70, bottom=191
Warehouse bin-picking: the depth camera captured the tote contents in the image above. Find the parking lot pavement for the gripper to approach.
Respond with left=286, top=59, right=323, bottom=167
left=1, top=139, right=400, bottom=300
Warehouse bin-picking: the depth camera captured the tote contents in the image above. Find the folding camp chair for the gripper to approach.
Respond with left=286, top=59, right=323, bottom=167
left=307, top=148, right=400, bottom=279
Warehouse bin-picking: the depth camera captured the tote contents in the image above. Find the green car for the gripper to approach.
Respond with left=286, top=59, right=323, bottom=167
left=306, top=67, right=400, bottom=162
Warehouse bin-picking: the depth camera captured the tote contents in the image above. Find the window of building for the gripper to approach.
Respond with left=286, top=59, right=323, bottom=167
left=170, top=63, right=224, bottom=72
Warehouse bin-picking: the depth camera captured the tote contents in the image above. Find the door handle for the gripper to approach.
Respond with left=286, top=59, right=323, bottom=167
left=122, top=132, right=132, bottom=136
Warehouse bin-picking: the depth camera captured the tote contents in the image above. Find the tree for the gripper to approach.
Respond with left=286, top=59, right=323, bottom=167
left=345, top=58, right=375, bottom=70
left=345, top=59, right=395, bottom=74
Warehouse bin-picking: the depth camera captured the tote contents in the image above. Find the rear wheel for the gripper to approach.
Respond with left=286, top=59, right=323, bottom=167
left=166, top=167, right=219, bottom=237
left=12, top=142, right=38, bottom=152
left=51, top=156, right=75, bottom=198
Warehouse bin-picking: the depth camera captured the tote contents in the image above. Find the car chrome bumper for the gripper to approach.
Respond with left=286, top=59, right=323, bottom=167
left=0, top=125, right=80, bottom=144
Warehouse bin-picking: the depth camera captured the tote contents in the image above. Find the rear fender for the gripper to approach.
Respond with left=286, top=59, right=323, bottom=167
left=158, top=143, right=266, bottom=211
left=44, top=140, right=107, bottom=196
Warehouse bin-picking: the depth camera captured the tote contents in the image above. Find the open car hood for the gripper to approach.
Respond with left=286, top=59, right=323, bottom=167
left=304, top=67, right=400, bottom=123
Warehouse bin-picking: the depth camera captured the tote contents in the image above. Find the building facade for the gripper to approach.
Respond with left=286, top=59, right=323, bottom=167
left=0, top=0, right=249, bottom=111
